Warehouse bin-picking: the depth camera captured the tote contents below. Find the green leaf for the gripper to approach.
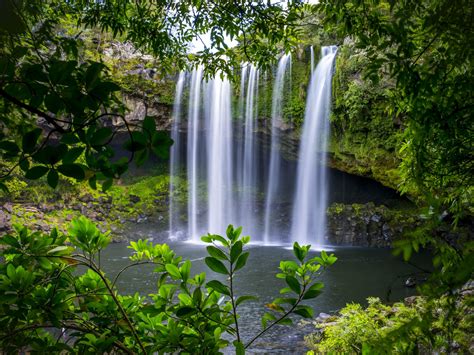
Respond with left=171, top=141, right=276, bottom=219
left=22, top=128, right=42, bottom=154
left=47, top=169, right=59, bottom=188
left=0, top=141, right=20, bottom=154
left=101, top=178, right=113, bottom=192
left=234, top=252, right=249, bottom=272
left=47, top=246, right=70, bottom=255
left=230, top=241, right=242, bottom=263
left=123, top=131, right=147, bottom=152
left=135, top=148, right=149, bottom=167
left=303, top=282, right=324, bottom=300
left=236, top=295, right=258, bottom=306
left=180, top=260, right=191, bottom=281
left=19, top=158, right=29, bottom=172
left=142, top=116, right=156, bottom=136
left=206, top=280, right=230, bottom=296
left=91, top=127, right=113, bottom=147
left=44, top=93, right=64, bottom=113
left=285, top=275, right=301, bottom=294
left=277, top=318, right=293, bottom=325
left=204, top=257, right=228, bottom=275
left=233, top=340, right=245, bottom=355
left=61, top=133, right=80, bottom=144
left=33, top=145, right=67, bottom=165
left=176, top=306, right=195, bottom=317
left=85, top=62, right=105, bottom=89
left=206, top=246, right=228, bottom=260
left=62, top=147, right=84, bottom=164
left=165, top=264, right=181, bottom=279
left=293, top=305, right=314, bottom=318
left=262, top=312, right=276, bottom=328
left=25, top=166, right=49, bottom=179
left=293, top=242, right=305, bottom=262
left=57, top=164, right=85, bottom=180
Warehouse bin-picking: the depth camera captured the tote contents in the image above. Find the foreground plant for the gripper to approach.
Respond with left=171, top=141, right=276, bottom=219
left=0, top=217, right=336, bottom=354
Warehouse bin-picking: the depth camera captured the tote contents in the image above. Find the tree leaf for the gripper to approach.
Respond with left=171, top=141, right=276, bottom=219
left=142, top=116, right=156, bottom=136
left=176, top=306, right=195, bottom=317
left=285, top=275, right=301, bottom=294
left=206, top=280, right=230, bottom=296
left=233, top=340, right=245, bottom=355
left=204, top=257, right=228, bottom=275
left=57, top=164, right=85, bottom=180
left=22, top=128, right=42, bottom=154
left=234, top=252, right=249, bottom=272
left=91, top=127, right=113, bottom=147
left=165, top=264, right=181, bottom=279
left=230, top=241, right=242, bottom=263
left=47, top=169, right=59, bottom=188
left=62, top=147, right=84, bottom=164
left=236, top=295, right=258, bottom=306
left=302, top=282, right=324, bottom=300
left=25, top=166, right=49, bottom=179
left=206, top=246, right=228, bottom=260
left=293, top=305, right=314, bottom=318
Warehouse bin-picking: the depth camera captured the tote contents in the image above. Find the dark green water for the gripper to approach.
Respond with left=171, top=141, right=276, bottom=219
left=101, top=242, right=430, bottom=353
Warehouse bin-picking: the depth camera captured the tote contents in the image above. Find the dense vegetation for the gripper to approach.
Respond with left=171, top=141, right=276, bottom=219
left=0, top=0, right=472, bottom=353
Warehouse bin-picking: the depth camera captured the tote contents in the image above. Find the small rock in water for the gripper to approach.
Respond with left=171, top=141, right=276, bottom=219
left=405, top=277, right=416, bottom=287
left=316, top=312, right=332, bottom=322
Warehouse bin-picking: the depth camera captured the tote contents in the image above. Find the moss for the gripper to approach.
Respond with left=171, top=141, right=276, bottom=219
left=327, top=44, right=406, bottom=192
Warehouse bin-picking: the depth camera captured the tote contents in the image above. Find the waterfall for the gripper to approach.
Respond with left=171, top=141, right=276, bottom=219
left=236, top=64, right=248, bottom=206
left=290, top=46, right=337, bottom=247
left=263, top=53, right=292, bottom=243
left=187, top=67, right=204, bottom=240
left=169, top=72, right=186, bottom=238
left=169, top=48, right=337, bottom=247
left=310, top=46, right=315, bottom=75
left=205, top=75, right=234, bottom=235
left=240, top=64, right=259, bottom=237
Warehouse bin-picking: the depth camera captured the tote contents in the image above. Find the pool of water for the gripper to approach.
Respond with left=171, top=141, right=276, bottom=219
left=100, top=241, right=430, bottom=353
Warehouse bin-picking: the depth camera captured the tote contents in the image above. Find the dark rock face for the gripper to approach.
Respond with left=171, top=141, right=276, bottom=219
left=325, top=203, right=422, bottom=247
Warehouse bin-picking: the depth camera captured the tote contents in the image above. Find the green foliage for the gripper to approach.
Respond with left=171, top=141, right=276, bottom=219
left=0, top=0, right=313, bottom=192
left=0, top=219, right=335, bottom=353
left=319, top=0, right=473, bottom=220
left=307, top=295, right=473, bottom=354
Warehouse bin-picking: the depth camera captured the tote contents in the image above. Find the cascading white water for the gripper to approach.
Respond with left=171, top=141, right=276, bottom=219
left=310, top=46, right=315, bottom=75
left=169, top=48, right=337, bottom=246
left=263, top=53, right=291, bottom=243
left=187, top=67, right=204, bottom=240
left=236, top=64, right=248, bottom=201
left=205, top=76, right=235, bottom=235
left=240, top=64, right=259, bottom=237
left=290, top=46, right=337, bottom=247
left=169, top=72, right=186, bottom=237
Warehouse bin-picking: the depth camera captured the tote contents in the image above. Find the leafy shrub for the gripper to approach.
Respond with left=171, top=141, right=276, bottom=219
left=0, top=218, right=336, bottom=353
left=306, top=295, right=473, bottom=354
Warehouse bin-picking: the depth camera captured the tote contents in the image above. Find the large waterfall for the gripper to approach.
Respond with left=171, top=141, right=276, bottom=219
left=169, top=46, right=336, bottom=247
left=291, top=46, right=337, bottom=246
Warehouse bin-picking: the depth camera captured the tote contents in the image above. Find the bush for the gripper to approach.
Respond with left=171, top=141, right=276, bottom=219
left=0, top=218, right=336, bottom=353
left=306, top=295, right=473, bottom=354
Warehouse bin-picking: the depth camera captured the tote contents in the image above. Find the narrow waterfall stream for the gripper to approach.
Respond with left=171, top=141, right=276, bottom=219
left=291, top=46, right=338, bottom=247
left=239, top=64, right=259, bottom=237
left=205, top=76, right=234, bottom=236
left=169, top=72, right=185, bottom=237
left=263, top=53, right=292, bottom=243
left=187, top=67, right=204, bottom=240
